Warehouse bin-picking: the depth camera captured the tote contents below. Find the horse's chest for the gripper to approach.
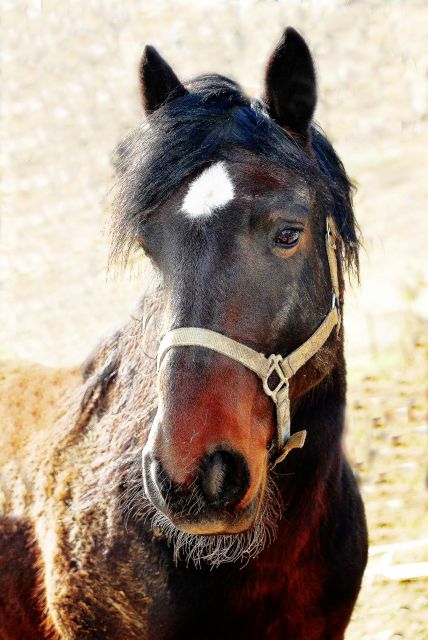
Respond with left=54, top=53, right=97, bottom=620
left=143, top=561, right=293, bottom=640
left=137, top=541, right=335, bottom=640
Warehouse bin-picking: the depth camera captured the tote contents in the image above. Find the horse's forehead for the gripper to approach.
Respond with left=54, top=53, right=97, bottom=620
left=180, top=160, right=309, bottom=220
left=181, top=162, right=234, bottom=219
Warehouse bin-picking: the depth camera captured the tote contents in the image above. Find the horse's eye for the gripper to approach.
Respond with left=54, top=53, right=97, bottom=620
left=274, top=228, right=301, bottom=248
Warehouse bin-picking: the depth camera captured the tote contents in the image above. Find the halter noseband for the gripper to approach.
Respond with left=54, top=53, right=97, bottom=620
left=157, top=217, right=340, bottom=465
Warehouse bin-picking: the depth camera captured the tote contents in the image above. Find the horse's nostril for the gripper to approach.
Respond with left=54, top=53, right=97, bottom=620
left=200, top=449, right=250, bottom=508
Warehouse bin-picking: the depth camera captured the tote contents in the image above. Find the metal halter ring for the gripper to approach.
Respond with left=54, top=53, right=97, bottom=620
left=262, top=354, right=289, bottom=403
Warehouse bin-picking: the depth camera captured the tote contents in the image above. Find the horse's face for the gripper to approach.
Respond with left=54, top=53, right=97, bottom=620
left=142, top=159, right=331, bottom=534
left=112, top=29, right=353, bottom=547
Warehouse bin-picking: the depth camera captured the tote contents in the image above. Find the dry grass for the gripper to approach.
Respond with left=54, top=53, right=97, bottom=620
left=346, top=333, right=428, bottom=639
left=1, top=1, right=427, bottom=637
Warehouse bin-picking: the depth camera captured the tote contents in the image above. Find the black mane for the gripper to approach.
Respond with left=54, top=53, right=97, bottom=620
left=110, top=74, right=359, bottom=273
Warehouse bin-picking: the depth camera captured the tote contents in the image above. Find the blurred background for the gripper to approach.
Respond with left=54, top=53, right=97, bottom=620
left=1, top=1, right=427, bottom=637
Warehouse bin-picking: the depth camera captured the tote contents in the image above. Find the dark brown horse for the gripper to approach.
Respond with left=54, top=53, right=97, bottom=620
left=0, top=27, right=367, bottom=639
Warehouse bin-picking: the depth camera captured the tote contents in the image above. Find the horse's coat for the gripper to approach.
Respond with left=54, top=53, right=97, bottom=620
left=0, top=26, right=368, bottom=640
left=181, top=161, right=235, bottom=218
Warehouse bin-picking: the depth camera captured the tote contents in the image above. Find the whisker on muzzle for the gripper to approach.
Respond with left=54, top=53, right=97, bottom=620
left=122, top=469, right=283, bottom=568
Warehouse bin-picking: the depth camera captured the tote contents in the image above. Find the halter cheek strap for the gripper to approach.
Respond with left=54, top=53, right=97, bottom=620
left=156, top=217, right=340, bottom=465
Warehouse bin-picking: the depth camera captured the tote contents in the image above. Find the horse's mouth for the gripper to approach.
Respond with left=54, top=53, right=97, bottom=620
left=143, top=468, right=263, bottom=537
left=169, top=489, right=262, bottom=536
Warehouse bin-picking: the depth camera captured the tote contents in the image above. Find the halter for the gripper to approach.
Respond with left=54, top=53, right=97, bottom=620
left=157, top=217, right=341, bottom=465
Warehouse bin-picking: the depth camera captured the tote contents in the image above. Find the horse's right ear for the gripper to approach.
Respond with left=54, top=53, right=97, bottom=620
left=139, top=45, right=187, bottom=115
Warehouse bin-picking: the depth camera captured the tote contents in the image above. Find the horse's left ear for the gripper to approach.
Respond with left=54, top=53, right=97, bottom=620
left=139, top=45, right=188, bottom=115
left=264, top=27, right=317, bottom=142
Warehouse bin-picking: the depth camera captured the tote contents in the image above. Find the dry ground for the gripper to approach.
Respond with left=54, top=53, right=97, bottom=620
left=1, top=1, right=427, bottom=638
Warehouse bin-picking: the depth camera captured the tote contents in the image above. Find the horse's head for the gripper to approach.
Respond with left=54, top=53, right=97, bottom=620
left=112, top=28, right=358, bottom=562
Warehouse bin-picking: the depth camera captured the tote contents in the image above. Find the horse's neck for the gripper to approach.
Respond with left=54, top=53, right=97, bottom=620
left=276, top=359, right=347, bottom=517
left=295, top=359, right=347, bottom=451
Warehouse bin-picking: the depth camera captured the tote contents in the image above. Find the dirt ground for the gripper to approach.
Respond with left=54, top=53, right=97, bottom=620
left=1, top=1, right=427, bottom=638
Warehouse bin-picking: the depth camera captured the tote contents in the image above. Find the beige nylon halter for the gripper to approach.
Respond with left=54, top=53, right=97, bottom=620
left=157, top=217, right=341, bottom=465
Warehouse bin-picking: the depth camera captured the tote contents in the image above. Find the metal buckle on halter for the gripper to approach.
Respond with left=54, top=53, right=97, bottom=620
left=332, top=291, right=342, bottom=333
left=326, top=219, right=336, bottom=249
left=263, top=354, right=289, bottom=403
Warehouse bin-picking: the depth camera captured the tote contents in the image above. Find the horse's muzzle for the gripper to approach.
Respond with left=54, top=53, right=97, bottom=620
left=142, top=447, right=262, bottom=534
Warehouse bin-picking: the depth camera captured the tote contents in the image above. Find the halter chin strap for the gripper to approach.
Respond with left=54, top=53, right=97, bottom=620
left=157, top=217, right=341, bottom=465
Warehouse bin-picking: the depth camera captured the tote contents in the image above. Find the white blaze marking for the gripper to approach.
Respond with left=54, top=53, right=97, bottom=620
left=181, top=161, right=234, bottom=218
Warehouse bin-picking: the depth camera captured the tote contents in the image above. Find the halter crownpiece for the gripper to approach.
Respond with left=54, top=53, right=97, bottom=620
left=156, top=217, right=341, bottom=465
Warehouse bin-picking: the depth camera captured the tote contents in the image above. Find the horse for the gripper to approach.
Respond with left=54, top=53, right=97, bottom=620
left=0, top=27, right=368, bottom=639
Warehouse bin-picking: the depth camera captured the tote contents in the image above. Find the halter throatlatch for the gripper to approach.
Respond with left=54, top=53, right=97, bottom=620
left=156, top=217, right=341, bottom=465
